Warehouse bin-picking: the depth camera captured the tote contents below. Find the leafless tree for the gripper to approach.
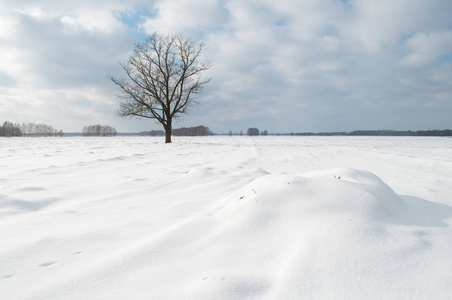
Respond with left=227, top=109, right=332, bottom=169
left=1, top=121, right=21, bottom=137
left=82, top=125, right=117, bottom=136
left=108, top=32, right=212, bottom=143
left=247, top=128, right=260, bottom=136
left=172, top=125, right=211, bottom=136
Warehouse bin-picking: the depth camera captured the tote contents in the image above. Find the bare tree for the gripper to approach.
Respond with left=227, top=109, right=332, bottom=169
left=82, top=125, right=117, bottom=136
left=1, top=121, right=22, bottom=137
left=108, top=33, right=212, bottom=143
left=172, top=125, right=211, bottom=136
left=247, top=128, right=260, bottom=136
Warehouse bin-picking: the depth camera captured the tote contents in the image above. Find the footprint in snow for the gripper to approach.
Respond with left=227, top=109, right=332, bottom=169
left=39, top=261, right=56, bottom=267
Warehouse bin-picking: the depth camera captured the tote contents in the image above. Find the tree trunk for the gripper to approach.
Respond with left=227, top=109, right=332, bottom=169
left=165, top=127, right=172, bottom=143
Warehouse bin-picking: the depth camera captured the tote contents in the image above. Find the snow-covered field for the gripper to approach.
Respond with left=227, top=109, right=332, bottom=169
left=1, top=136, right=451, bottom=299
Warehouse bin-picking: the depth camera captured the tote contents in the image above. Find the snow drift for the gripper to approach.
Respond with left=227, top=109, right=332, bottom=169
left=1, top=137, right=451, bottom=299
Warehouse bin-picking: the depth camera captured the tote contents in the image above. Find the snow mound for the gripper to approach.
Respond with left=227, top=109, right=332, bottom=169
left=2, top=165, right=451, bottom=299
left=185, top=168, right=451, bottom=299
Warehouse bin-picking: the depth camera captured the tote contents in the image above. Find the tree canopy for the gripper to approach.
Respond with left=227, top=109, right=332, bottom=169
left=108, top=33, right=211, bottom=143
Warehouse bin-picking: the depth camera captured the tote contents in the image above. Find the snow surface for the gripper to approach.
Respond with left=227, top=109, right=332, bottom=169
left=1, top=136, right=451, bottom=299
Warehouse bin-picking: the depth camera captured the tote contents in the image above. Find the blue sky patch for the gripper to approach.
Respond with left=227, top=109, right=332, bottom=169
left=441, top=54, right=452, bottom=63
left=115, top=7, right=156, bottom=40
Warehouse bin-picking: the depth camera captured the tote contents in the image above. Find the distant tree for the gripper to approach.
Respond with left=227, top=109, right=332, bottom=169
left=27, top=123, right=35, bottom=136
left=229, top=130, right=232, bottom=137
left=82, top=125, right=117, bottom=136
left=247, top=128, right=260, bottom=136
left=261, top=130, right=268, bottom=136
left=26, top=123, right=55, bottom=136
left=172, top=125, right=210, bottom=136
left=240, top=130, right=243, bottom=136
left=139, top=130, right=164, bottom=136
left=1, top=121, right=22, bottom=137
left=58, top=129, right=64, bottom=137
left=21, top=123, right=27, bottom=135
left=108, top=32, right=212, bottom=143
left=1, top=121, right=61, bottom=137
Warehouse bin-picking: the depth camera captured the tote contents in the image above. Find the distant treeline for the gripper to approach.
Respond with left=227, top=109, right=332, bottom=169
left=0, top=121, right=63, bottom=137
left=82, top=125, right=117, bottom=136
left=173, top=126, right=213, bottom=136
left=140, top=126, right=212, bottom=137
left=293, top=129, right=452, bottom=136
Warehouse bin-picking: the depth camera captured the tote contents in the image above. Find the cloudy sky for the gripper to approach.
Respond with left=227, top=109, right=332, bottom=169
left=1, top=0, right=451, bottom=133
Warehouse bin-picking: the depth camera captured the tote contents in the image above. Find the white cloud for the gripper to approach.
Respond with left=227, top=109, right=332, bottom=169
left=59, top=12, right=122, bottom=34
left=141, top=0, right=228, bottom=36
left=0, top=1, right=145, bottom=130
left=0, top=0, right=451, bottom=132
left=401, top=31, right=452, bottom=67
